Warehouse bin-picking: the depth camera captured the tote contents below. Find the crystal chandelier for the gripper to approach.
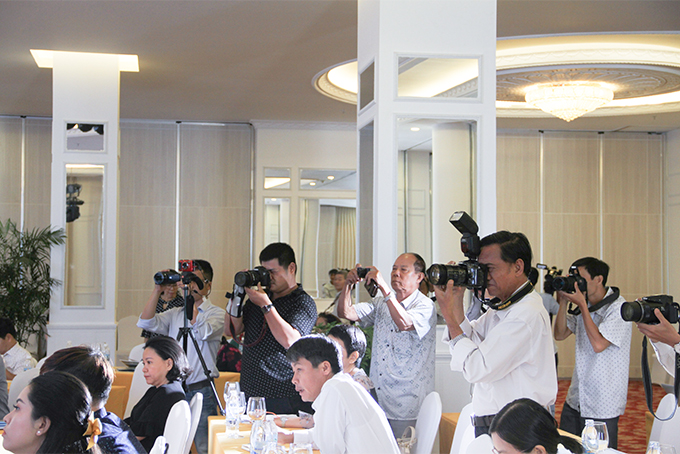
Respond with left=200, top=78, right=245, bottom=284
left=525, top=82, right=615, bottom=122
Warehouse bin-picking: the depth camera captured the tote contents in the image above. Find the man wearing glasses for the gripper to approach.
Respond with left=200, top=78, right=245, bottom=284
left=137, top=259, right=225, bottom=454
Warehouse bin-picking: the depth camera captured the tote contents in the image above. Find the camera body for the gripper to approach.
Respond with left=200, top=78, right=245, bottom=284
left=536, top=264, right=562, bottom=295
left=357, top=267, right=379, bottom=297
left=234, top=266, right=271, bottom=288
left=551, top=266, right=587, bottom=294
left=178, top=259, right=197, bottom=273
left=621, top=295, right=680, bottom=324
left=153, top=270, right=181, bottom=285
left=426, top=211, right=487, bottom=290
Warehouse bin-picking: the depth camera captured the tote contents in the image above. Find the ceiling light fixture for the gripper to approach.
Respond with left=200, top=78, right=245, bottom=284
left=524, top=82, right=615, bottom=122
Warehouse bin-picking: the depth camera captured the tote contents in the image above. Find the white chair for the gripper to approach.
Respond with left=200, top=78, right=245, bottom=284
left=450, top=402, right=474, bottom=454
left=128, top=343, right=145, bottom=362
left=162, top=400, right=191, bottom=454
left=150, top=435, right=168, bottom=454
left=464, top=434, right=493, bottom=454
left=414, top=391, right=442, bottom=454
left=123, top=361, right=152, bottom=418
left=8, top=368, right=39, bottom=407
left=649, top=393, right=680, bottom=448
left=183, top=392, right=203, bottom=454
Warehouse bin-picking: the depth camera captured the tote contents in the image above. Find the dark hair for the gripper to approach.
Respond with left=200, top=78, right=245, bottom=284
left=480, top=231, right=533, bottom=276
left=143, top=336, right=192, bottom=382
left=317, top=313, right=342, bottom=325
left=40, top=346, right=114, bottom=407
left=0, top=317, right=17, bottom=339
left=406, top=252, right=427, bottom=275
left=260, top=242, right=296, bottom=273
left=571, top=257, right=609, bottom=286
left=286, top=334, right=342, bottom=374
left=193, top=259, right=213, bottom=283
left=329, top=269, right=348, bottom=278
left=328, top=325, right=367, bottom=367
left=28, top=371, right=96, bottom=454
left=489, top=398, right=583, bottom=454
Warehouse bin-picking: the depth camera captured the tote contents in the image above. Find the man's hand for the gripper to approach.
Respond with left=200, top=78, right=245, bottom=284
left=364, top=267, right=390, bottom=297
left=244, top=284, right=273, bottom=308
left=433, top=277, right=466, bottom=338
left=556, top=281, right=588, bottom=312
left=638, top=309, right=680, bottom=346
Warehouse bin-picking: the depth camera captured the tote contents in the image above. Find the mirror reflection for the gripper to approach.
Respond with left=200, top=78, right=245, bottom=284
left=264, top=197, right=290, bottom=244
left=299, top=198, right=356, bottom=297
left=66, top=123, right=105, bottom=152
left=64, top=164, right=105, bottom=306
left=397, top=56, right=479, bottom=99
left=299, top=169, right=357, bottom=190
left=264, top=168, right=291, bottom=190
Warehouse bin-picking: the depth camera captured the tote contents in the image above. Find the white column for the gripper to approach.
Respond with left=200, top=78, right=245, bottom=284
left=47, top=51, right=128, bottom=354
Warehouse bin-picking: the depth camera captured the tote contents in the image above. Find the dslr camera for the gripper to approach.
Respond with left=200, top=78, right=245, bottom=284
left=536, top=264, right=562, bottom=295
left=226, top=266, right=271, bottom=318
left=426, top=211, right=487, bottom=290
left=153, top=270, right=181, bottom=285
left=621, top=295, right=680, bottom=324
left=551, top=266, right=587, bottom=294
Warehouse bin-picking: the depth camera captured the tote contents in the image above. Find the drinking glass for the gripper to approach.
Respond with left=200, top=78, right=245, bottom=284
left=247, top=396, right=266, bottom=421
left=648, top=442, right=678, bottom=454
left=592, top=422, right=608, bottom=452
left=224, top=381, right=240, bottom=402
left=235, top=392, right=246, bottom=424
left=289, top=443, right=313, bottom=454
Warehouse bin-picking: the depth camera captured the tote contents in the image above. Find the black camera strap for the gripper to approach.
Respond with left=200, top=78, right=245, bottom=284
left=641, top=335, right=680, bottom=420
left=486, top=281, right=534, bottom=311
left=568, top=287, right=620, bottom=316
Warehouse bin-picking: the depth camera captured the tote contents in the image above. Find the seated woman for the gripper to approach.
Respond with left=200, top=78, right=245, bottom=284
left=124, top=335, right=191, bottom=452
left=327, top=325, right=375, bottom=394
left=489, top=398, right=583, bottom=454
left=2, top=370, right=101, bottom=454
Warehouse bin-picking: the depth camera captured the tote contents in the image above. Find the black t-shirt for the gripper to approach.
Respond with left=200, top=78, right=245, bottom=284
left=240, top=285, right=317, bottom=399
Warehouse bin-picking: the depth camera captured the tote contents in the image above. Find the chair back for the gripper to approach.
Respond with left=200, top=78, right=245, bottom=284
left=8, top=368, right=39, bottom=407
left=414, top=391, right=442, bottom=454
left=464, top=434, right=493, bottom=454
left=163, top=400, right=191, bottom=454
left=128, top=343, right=145, bottom=362
left=149, top=435, right=168, bottom=454
left=449, top=402, right=473, bottom=454
left=123, top=361, right=152, bottom=418
left=650, top=393, right=680, bottom=448
left=184, top=392, right=204, bottom=454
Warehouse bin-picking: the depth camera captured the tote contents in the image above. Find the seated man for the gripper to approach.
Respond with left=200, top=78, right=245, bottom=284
left=41, top=345, right=147, bottom=454
left=278, top=335, right=400, bottom=454
left=0, top=317, right=37, bottom=380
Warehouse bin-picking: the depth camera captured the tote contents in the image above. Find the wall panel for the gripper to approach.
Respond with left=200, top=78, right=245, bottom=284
left=0, top=118, right=23, bottom=223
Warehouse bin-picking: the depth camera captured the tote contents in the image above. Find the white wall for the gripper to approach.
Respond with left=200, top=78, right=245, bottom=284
left=666, top=128, right=680, bottom=298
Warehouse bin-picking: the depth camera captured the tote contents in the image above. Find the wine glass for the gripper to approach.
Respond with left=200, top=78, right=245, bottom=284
left=223, top=381, right=240, bottom=403
left=235, top=392, right=246, bottom=424
left=648, top=442, right=678, bottom=454
left=247, top=396, right=266, bottom=421
left=591, top=422, right=609, bottom=453
left=289, top=443, right=313, bottom=454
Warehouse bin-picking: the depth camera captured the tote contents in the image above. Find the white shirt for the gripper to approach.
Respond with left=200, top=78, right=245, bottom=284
left=445, top=289, right=557, bottom=416
left=354, top=290, right=436, bottom=420
left=292, top=373, right=400, bottom=454
left=137, top=298, right=225, bottom=384
left=1, top=342, right=36, bottom=375
left=652, top=341, right=676, bottom=377
left=565, top=288, right=631, bottom=418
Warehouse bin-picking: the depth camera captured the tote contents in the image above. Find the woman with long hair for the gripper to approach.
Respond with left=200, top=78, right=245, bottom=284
left=124, top=335, right=191, bottom=452
left=489, top=398, right=584, bottom=454
left=2, top=370, right=101, bottom=454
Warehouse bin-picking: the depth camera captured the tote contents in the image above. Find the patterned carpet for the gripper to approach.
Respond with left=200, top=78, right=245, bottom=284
left=554, top=379, right=665, bottom=454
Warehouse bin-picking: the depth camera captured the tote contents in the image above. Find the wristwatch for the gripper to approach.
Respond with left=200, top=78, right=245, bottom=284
left=261, top=304, right=273, bottom=314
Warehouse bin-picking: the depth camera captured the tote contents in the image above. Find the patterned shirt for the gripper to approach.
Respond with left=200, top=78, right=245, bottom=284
left=1, top=342, right=36, bottom=375
left=94, top=406, right=147, bottom=454
left=565, top=287, right=631, bottom=419
left=141, top=293, right=184, bottom=339
left=240, top=285, right=317, bottom=399
left=354, top=290, right=436, bottom=421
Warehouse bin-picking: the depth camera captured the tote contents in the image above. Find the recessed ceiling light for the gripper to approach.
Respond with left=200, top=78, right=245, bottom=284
left=327, top=175, right=335, bottom=180
left=411, top=127, right=421, bottom=132
left=309, top=182, right=316, bottom=186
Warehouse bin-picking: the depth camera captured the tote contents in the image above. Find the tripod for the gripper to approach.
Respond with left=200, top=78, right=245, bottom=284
left=177, top=273, right=225, bottom=416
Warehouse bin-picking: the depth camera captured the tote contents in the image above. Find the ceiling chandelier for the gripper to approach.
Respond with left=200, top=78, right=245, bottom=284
left=524, top=82, right=615, bottom=122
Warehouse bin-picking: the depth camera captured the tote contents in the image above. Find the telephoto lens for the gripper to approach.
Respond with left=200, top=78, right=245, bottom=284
left=426, top=264, right=468, bottom=287
left=234, top=266, right=271, bottom=288
left=153, top=271, right=181, bottom=285
left=551, top=275, right=587, bottom=294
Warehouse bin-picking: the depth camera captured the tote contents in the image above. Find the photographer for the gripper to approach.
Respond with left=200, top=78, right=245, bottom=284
left=434, top=231, right=557, bottom=437
left=553, top=257, right=630, bottom=449
left=137, top=259, right=225, bottom=454
left=337, top=253, right=436, bottom=438
left=225, top=242, right=317, bottom=415
left=141, top=269, right=184, bottom=341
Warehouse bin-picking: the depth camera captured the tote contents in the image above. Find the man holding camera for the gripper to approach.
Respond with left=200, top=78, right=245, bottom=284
left=554, top=257, right=630, bottom=449
left=225, top=242, right=317, bottom=415
left=137, top=259, right=225, bottom=454
left=337, top=253, right=436, bottom=438
left=141, top=269, right=184, bottom=341
left=434, top=231, right=557, bottom=437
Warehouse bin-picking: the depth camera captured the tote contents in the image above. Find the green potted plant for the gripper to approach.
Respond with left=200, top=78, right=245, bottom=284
left=0, top=219, right=65, bottom=355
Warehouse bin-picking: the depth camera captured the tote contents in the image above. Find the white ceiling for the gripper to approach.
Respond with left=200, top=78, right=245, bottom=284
left=1, top=0, right=680, bottom=132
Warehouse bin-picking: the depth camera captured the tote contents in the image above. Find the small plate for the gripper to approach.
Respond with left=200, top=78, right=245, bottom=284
left=121, top=359, right=139, bottom=368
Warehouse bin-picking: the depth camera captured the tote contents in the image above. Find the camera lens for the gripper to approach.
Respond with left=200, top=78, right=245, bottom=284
left=620, top=301, right=644, bottom=322
left=154, top=271, right=181, bottom=285
left=234, top=266, right=270, bottom=287
left=426, top=264, right=468, bottom=287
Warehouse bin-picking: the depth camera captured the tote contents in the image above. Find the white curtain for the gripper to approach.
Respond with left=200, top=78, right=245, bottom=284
left=334, top=206, right=356, bottom=269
